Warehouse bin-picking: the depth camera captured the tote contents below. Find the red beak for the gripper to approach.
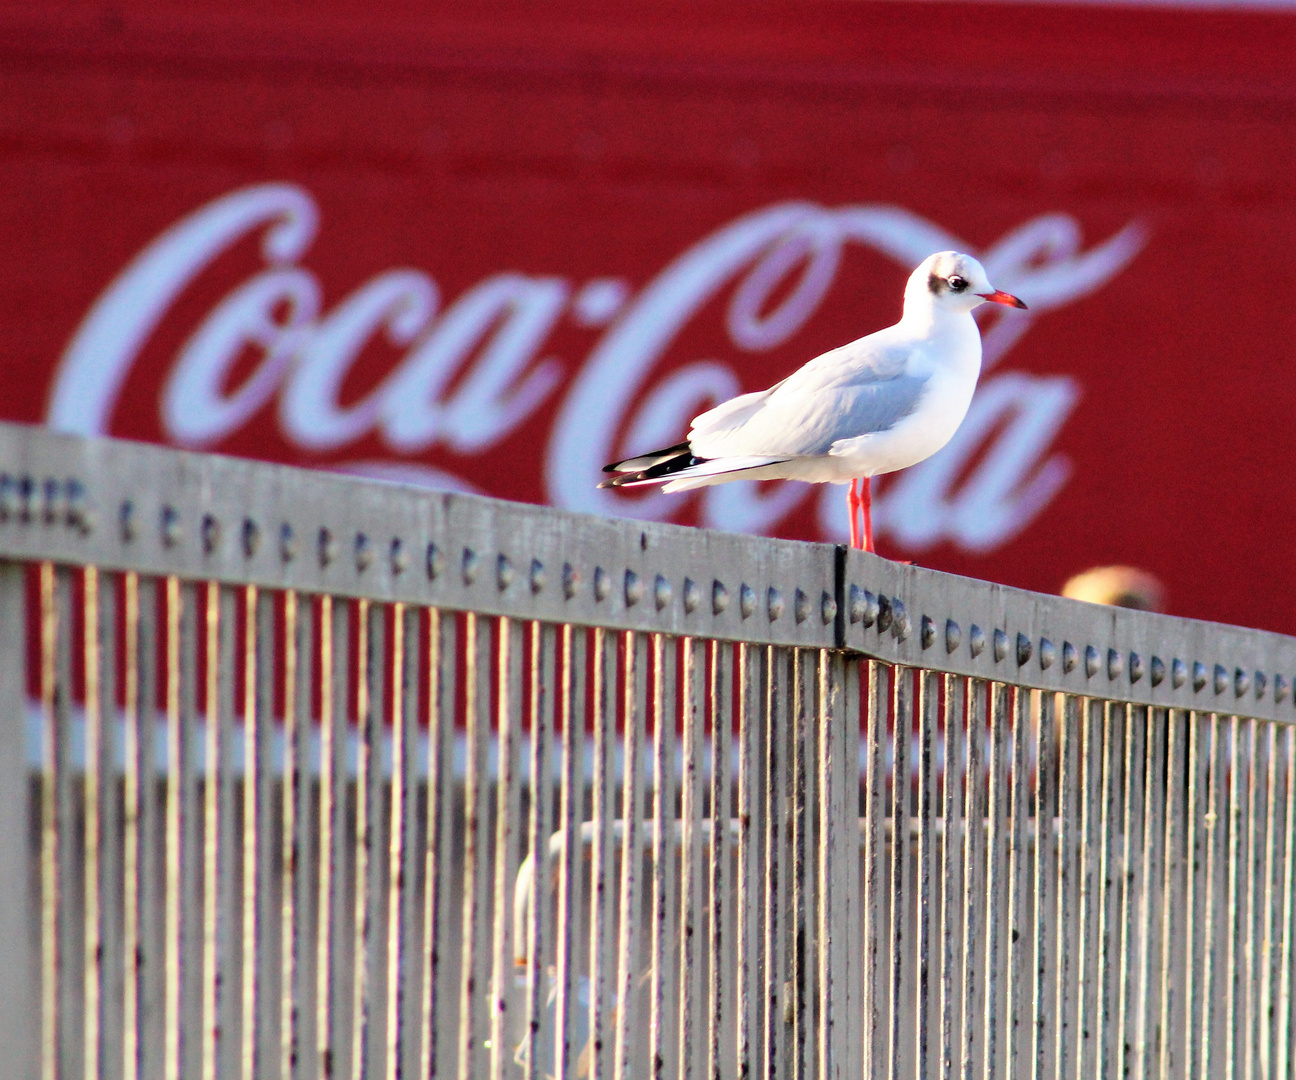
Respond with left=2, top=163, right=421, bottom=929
left=977, top=290, right=1028, bottom=309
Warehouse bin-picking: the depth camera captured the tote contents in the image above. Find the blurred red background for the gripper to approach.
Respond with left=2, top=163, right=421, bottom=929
left=2, top=1, right=1294, bottom=630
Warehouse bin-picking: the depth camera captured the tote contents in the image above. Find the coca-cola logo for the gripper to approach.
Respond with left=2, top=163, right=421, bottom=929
left=48, top=182, right=1145, bottom=552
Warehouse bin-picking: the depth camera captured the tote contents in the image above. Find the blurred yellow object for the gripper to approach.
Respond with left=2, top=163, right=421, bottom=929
left=1061, top=566, right=1166, bottom=613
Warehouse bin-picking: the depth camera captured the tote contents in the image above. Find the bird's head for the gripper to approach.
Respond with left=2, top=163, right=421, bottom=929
left=906, top=251, right=1027, bottom=316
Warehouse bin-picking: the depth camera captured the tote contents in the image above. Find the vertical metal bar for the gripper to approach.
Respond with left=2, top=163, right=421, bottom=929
left=1200, top=712, right=1227, bottom=1080
left=419, top=609, right=455, bottom=1080
left=1005, top=687, right=1030, bottom=1080
left=1225, top=713, right=1245, bottom=1080
left=489, top=618, right=523, bottom=1080
left=350, top=601, right=380, bottom=1080
left=678, top=637, right=704, bottom=1080
left=841, top=656, right=863, bottom=1080
left=201, top=584, right=236, bottom=1080
left=765, top=647, right=792, bottom=1080
left=736, top=643, right=762, bottom=1080
left=457, top=613, right=492, bottom=1080
left=1242, top=715, right=1264, bottom=1080
left=1094, top=701, right=1122, bottom=1080
left=587, top=627, right=616, bottom=1080
left=553, top=624, right=586, bottom=1080
left=386, top=605, right=420, bottom=1080
left=1030, top=691, right=1055, bottom=1080
left=939, top=675, right=965, bottom=1080
left=317, top=596, right=349, bottom=1079
left=1134, top=709, right=1166, bottom=1080
left=650, top=635, right=678, bottom=1080
left=817, top=652, right=844, bottom=1080
left=40, top=564, right=73, bottom=1080
left=281, top=591, right=313, bottom=1080
left=959, top=680, right=985, bottom=1080
left=84, top=567, right=120, bottom=1080
left=1276, top=723, right=1296, bottom=1080
left=708, top=642, right=733, bottom=1080
left=790, top=650, right=814, bottom=1080
left=1116, top=704, right=1147, bottom=1080
left=522, top=622, right=557, bottom=1080
left=1075, top=698, right=1101, bottom=1080
left=981, top=682, right=1009, bottom=1080
left=163, top=577, right=197, bottom=1080
left=1259, top=719, right=1280, bottom=1078
left=916, top=671, right=938, bottom=1080
left=1158, top=710, right=1187, bottom=1080
left=0, top=563, right=34, bottom=1075
left=886, top=667, right=911, bottom=1080
left=1182, top=709, right=1205, bottom=1080
left=612, top=631, right=647, bottom=1080
left=243, top=588, right=276, bottom=1080
left=1053, top=695, right=1080, bottom=1080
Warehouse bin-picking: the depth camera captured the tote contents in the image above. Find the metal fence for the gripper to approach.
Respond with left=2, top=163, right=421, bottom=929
left=0, top=422, right=1293, bottom=1080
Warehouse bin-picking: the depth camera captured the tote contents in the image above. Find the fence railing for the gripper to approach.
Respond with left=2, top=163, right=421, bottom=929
left=0, top=421, right=1293, bottom=1079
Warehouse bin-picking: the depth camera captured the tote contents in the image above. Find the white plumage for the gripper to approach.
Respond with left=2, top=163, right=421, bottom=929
left=600, top=251, right=1027, bottom=551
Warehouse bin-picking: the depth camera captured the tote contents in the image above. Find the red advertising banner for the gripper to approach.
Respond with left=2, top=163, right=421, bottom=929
left=2, top=1, right=1295, bottom=630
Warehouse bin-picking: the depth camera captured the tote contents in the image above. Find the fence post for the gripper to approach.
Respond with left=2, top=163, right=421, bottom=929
left=0, top=562, right=36, bottom=1076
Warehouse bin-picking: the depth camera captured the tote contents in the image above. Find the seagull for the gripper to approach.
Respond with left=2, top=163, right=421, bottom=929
left=599, top=251, right=1027, bottom=552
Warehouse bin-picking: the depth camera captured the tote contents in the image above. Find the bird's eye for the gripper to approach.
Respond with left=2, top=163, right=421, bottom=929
left=947, top=275, right=968, bottom=292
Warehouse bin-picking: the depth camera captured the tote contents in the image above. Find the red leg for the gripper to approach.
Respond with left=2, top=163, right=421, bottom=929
left=846, top=478, right=860, bottom=549
left=860, top=477, right=874, bottom=553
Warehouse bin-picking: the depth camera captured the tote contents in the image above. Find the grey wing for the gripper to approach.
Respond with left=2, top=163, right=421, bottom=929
left=688, top=366, right=930, bottom=459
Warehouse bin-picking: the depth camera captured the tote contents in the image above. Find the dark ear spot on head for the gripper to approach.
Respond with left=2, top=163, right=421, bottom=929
left=927, top=272, right=942, bottom=295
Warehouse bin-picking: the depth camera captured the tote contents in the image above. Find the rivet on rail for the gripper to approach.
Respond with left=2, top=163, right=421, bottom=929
left=794, top=588, right=810, bottom=625
left=242, top=518, right=260, bottom=558
left=1062, top=641, right=1076, bottom=673
left=1039, top=638, right=1055, bottom=671
left=66, top=479, right=92, bottom=534
left=739, top=583, right=755, bottom=619
left=767, top=587, right=784, bottom=622
left=119, top=501, right=136, bottom=543
left=42, top=478, right=61, bottom=524
left=624, top=569, right=643, bottom=607
left=279, top=523, right=296, bottom=563
left=425, top=541, right=443, bottom=580
left=1253, top=671, right=1265, bottom=700
left=1171, top=658, right=1188, bottom=688
left=201, top=514, right=220, bottom=555
left=945, top=619, right=961, bottom=654
left=655, top=574, right=672, bottom=611
left=713, top=581, right=729, bottom=616
left=17, top=476, right=34, bottom=523
left=318, top=528, right=335, bottom=567
left=354, top=533, right=373, bottom=572
left=530, top=559, right=546, bottom=594
left=1129, top=652, right=1143, bottom=684
left=992, top=628, right=1007, bottom=663
left=875, top=594, right=892, bottom=634
left=1150, top=656, right=1165, bottom=687
left=822, top=591, right=838, bottom=626
left=1084, top=646, right=1100, bottom=678
left=683, top=578, right=700, bottom=614
left=1275, top=674, right=1289, bottom=703
left=1234, top=667, right=1250, bottom=698
left=497, top=554, right=514, bottom=591
left=969, top=624, right=985, bottom=659
left=891, top=599, right=908, bottom=639
left=462, top=547, right=479, bottom=586
left=1016, top=632, right=1032, bottom=667
left=0, top=474, right=14, bottom=521
left=920, top=616, right=935, bottom=650
left=390, top=538, right=408, bottom=575
left=1107, top=649, right=1124, bottom=681
left=563, top=563, right=579, bottom=600
left=161, top=506, right=182, bottom=549
left=593, top=567, right=610, bottom=602
left=1213, top=664, right=1227, bottom=695
left=1192, top=662, right=1207, bottom=692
